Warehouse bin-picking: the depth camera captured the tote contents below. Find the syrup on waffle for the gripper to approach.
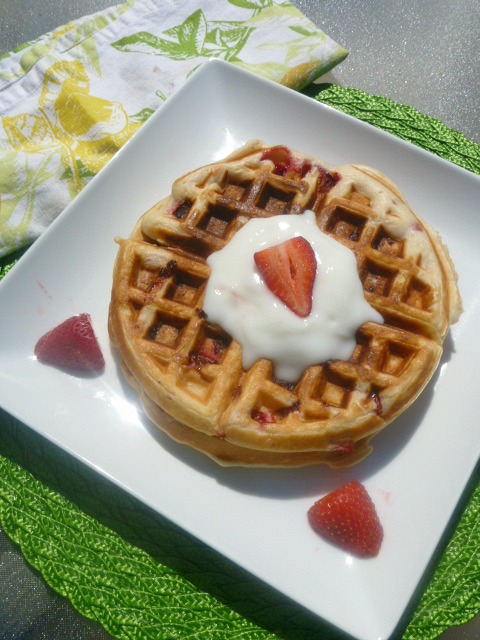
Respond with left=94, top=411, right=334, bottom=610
left=109, top=141, right=461, bottom=467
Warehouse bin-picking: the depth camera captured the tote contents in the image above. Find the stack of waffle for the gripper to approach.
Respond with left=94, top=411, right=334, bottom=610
left=109, top=141, right=461, bottom=467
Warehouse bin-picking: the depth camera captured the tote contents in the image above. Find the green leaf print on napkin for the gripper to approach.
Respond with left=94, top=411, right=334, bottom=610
left=227, top=0, right=273, bottom=9
left=111, top=3, right=346, bottom=91
left=112, top=9, right=253, bottom=61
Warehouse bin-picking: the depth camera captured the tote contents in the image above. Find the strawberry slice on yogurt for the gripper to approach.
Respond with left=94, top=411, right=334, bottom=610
left=254, top=236, right=317, bottom=318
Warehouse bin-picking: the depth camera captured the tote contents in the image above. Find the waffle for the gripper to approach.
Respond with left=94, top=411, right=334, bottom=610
left=109, top=141, right=462, bottom=467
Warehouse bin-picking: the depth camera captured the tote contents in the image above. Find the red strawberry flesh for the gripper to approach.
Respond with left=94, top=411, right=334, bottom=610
left=254, top=236, right=316, bottom=317
left=307, top=480, right=383, bottom=558
left=35, top=313, right=105, bottom=371
left=261, top=146, right=338, bottom=184
left=260, top=146, right=291, bottom=175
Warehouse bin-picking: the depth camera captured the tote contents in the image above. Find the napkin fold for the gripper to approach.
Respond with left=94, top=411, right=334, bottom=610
left=0, top=0, right=347, bottom=258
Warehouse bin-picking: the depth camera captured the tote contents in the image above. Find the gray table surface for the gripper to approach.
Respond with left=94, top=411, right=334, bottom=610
left=0, top=1, right=478, bottom=639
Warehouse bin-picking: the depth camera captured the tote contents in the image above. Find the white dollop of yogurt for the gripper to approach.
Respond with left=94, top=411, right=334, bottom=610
left=203, top=211, right=383, bottom=382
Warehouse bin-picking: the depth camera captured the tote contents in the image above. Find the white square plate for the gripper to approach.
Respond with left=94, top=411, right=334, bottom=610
left=0, top=60, right=479, bottom=640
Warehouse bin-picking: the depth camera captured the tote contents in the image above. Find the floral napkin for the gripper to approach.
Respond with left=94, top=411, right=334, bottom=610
left=0, top=0, right=347, bottom=258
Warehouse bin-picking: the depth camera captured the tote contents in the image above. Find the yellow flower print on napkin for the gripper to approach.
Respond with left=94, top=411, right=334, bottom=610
left=0, top=61, right=141, bottom=252
left=4, top=61, right=140, bottom=194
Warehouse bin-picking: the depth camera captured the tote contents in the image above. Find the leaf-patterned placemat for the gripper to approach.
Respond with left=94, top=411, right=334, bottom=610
left=0, top=86, right=479, bottom=640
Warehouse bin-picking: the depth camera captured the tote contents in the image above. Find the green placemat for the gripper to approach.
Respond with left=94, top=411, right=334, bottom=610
left=0, top=86, right=479, bottom=640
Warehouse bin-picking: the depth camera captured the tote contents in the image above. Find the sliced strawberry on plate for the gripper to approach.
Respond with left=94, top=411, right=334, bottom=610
left=254, top=236, right=316, bottom=317
left=307, top=480, right=384, bottom=558
left=34, top=313, right=105, bottom=371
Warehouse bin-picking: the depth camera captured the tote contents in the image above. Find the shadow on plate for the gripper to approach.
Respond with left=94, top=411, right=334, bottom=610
left=111, top=330, right=456, bottom=501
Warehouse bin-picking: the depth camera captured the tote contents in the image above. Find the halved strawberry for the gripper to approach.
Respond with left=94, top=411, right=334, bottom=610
left=307, top=481, right=383, bottom=558
left=254, top=236, right=316, bottom=317
left=34, top=314, right=105, bottom=371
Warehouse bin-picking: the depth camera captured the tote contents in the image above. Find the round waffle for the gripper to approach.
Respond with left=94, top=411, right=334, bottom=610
left=109, top=141, right=462, bottom=467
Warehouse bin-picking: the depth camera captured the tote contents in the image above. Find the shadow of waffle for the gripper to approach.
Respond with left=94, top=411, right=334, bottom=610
left=110, top=328, right=456, bottom=501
